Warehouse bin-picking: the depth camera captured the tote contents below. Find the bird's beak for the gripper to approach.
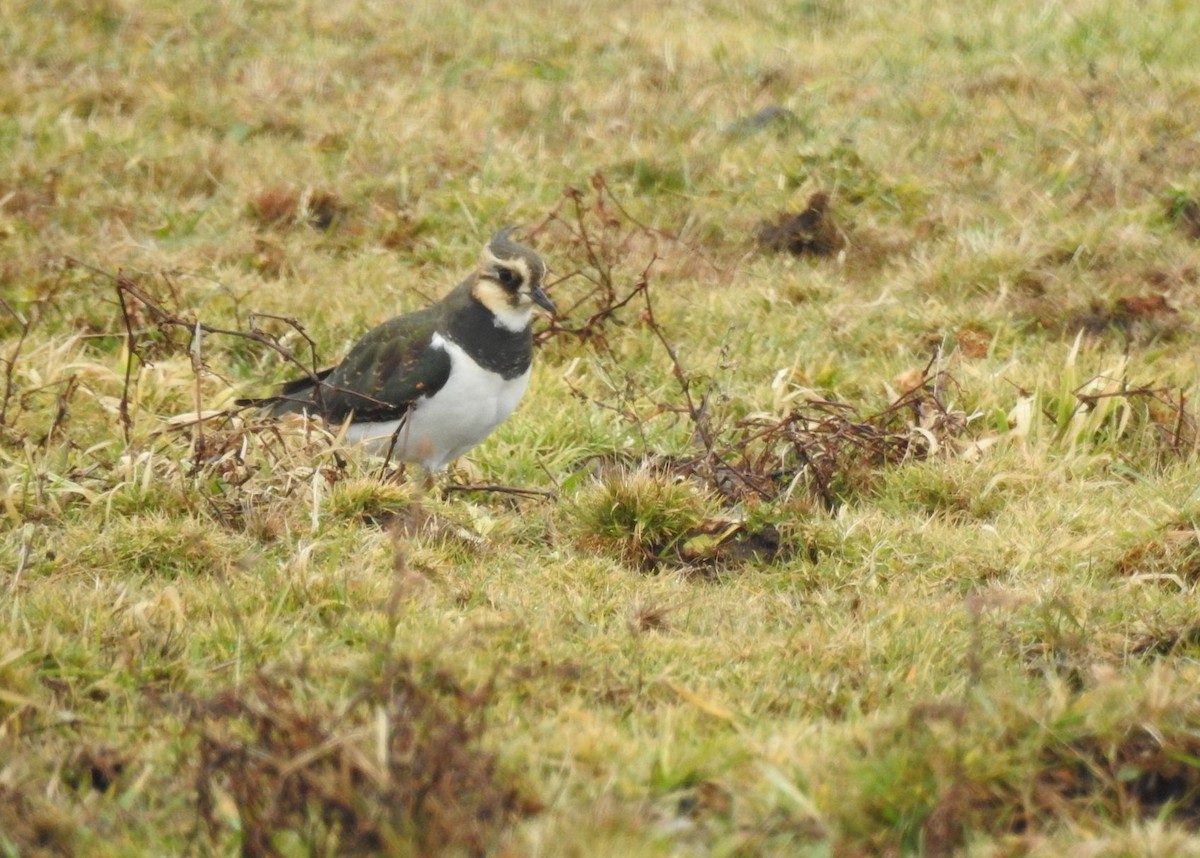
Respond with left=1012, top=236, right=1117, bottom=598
left=531, top=285, right=556, bottom=315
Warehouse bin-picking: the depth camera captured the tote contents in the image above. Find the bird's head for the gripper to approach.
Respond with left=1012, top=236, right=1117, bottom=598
left=472, top=227, right=555, bottom=330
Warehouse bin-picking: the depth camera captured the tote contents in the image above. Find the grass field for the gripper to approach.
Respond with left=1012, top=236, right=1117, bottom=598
left=4, top=0, right=1200, bottom=854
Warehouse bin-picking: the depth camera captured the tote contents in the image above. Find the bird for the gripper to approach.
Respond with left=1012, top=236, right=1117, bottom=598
left=237, top=227, right=556, bottom=471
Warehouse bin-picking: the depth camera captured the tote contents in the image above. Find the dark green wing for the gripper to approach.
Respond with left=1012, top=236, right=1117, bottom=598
left=311, top=307, right=452, bottom=423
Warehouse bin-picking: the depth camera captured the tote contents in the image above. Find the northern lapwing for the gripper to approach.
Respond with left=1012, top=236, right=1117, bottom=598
left=238, top=228, right=555, bottom=471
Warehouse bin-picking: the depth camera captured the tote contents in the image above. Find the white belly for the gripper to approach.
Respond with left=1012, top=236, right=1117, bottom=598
left=343, top=339, right=530, bottom=471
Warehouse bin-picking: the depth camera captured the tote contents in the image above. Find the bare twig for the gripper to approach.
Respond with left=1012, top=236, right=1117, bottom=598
left=66, top=257, right=324, bottom=387
left=113, top=275, right=137, bottom=441
left=0, top=297, right=29, bottom=429
left=441, top=483, right=557, bottom=501
left=637, top=258, right=713, bottom=455
left=67, top=259, right=407, bottom=437
left=44, top=374, right=79, bottom=447
left=189, top=319, right=206, bottom=464
left=531, top=171, right=727, bottom=348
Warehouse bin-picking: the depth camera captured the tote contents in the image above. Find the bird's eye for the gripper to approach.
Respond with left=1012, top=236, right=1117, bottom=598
left=496, top=267, right=520, bottom=288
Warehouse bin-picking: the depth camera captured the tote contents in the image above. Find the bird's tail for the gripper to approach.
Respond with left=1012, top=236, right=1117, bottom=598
left=236, top=369, right=332, bottom=415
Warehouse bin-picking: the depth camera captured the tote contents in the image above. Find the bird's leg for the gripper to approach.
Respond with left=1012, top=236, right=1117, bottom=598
left=381, top=420, right=404, bottom=468
left=377, top=404, right=416, bottom=482
left=377, top=459, right=407, bottom=484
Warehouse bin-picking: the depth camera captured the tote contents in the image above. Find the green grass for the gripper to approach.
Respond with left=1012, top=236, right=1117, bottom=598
left=4, top=0, right=1200, bottom=854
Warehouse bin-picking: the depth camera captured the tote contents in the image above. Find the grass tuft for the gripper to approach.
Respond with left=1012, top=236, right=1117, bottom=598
left=574, top=467, right=720, bottom=571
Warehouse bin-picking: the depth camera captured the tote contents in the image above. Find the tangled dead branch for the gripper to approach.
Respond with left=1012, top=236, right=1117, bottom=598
left=185, top=663, right=538, bottom=856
